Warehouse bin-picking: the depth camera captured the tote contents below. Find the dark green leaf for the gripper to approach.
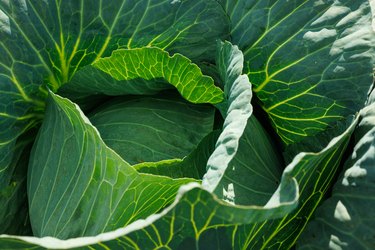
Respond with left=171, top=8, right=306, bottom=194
left=233, top=116, right=358, bottom=249
left=297, top=89, right=375, bottom=250
left=88, top=91, right=215, bottom=165
left=0, top=132, right=34, bottom=235
left=220, top=0, right=375, bottom=145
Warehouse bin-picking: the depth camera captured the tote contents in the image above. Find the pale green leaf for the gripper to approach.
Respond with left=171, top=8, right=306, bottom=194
left=87, top=47, right=224, bottom=104
left=27, top=92, right=194, bottom=239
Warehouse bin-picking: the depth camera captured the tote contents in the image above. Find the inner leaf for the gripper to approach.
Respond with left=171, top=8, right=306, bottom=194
left=88, top=91, right=215, bottom=165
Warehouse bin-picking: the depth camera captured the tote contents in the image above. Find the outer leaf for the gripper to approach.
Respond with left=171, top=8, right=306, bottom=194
left=203, top=41, right=284, bottom=206
left=0, top=2, right=46, bottom=194
left=0, top=103, right=42, bottom=189
left=88, top=91, right=215, bottom=165
left=219, top=0, right=375, bottom=145
left=0, top=132, right=33, bottom=235
left=0, top=0, right=229, bottom=202
left=1, top=0, right=229, bottom=89
left=27, top=92, right=194, bottom=239
left=86, top=47, right=224, bottom=104
left=0, top=180, right=298, bottom=249
left=297, top=90, right=375, bottom=250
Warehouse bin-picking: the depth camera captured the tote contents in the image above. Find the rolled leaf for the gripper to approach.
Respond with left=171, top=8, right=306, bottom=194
left=203, top=41, right=284, bottom=206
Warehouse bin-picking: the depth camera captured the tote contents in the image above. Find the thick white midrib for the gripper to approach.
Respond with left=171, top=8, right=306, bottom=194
left=370, top=0, right=375, bottom=31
